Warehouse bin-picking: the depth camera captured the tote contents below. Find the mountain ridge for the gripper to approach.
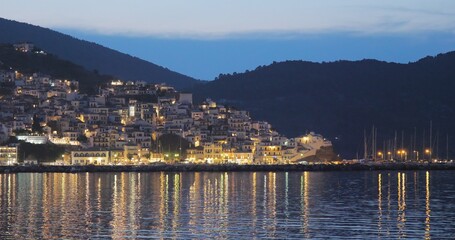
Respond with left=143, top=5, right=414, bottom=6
left=0, top=44, right=112, bottom=94
left=0, top=17, right=200, bottom=90
left=192, top=51, right=455, bottom=158
left=2, top=17, right=454, bottom=158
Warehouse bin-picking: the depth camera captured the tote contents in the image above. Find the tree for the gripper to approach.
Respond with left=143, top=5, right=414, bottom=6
left=77, top=135, right=88, bottom=143
left=19, top=142, right=65, bottom=163
left=47, top=120, right=61, bottom=135
left=156, top=134, right=191, bottom=160
left=32, top=114, right=43, bottom=133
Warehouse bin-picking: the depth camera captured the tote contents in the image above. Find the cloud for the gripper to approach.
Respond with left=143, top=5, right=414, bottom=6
left=1, top=0, right=455, bottom=38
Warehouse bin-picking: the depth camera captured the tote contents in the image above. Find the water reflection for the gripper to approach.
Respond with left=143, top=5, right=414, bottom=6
left=378, top=173, right=382, bottom=235
left=301, top=172, right=309, bottom=238
left=425, top=171, right=431, bottom=240
left=397, top=172, right=406, bottom=237
left=0, top=171, right=453, bottom=238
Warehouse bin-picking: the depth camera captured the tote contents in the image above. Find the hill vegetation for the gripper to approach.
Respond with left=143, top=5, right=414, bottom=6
left=192, top=53, right=455, bottom=158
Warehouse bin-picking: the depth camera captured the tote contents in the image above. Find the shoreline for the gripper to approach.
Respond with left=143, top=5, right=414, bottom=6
left=1, top=163, right=455, bottom=173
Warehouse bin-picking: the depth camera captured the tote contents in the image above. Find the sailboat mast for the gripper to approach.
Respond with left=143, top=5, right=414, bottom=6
left=394, top=131, right=398, bottom=160
left=422, top=130, right=425, bottom=161
left=371, top=126, right=374, bottom=160
left=436, top=130, right=439, bottom=160
left=414, top=127, right=417, bottom=160
left=429, top=120, right=433, bottom=162
left=364, top=129, right=367, bottom=160
left=375, top=127, right=378, bottom=161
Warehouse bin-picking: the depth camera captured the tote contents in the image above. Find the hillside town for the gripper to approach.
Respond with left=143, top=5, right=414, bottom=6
left=0, top=44, right=333, bottom=166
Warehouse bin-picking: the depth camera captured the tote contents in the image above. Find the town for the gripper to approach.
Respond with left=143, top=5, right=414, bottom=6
left=0, top=43, right=333, bottom=166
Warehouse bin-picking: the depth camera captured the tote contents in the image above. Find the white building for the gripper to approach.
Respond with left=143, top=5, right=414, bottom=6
left=71, top=149, right=110, bottom=165
left=16, top=135, right=48, bottom=144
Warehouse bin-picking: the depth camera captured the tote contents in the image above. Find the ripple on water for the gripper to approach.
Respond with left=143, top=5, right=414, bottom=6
left=1, top=171, right=455, bottom=238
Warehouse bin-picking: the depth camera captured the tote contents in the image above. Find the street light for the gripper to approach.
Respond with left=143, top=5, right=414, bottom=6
left=413, top=150, right=419, bottom=161
left=425, top=149, right=431, bottom=162
left=397, top=150, right=407, bottom=161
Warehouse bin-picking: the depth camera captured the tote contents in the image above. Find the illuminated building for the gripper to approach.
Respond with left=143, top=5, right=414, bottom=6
left=0, top=145, right=18, bottom=165
left=71, top=149, right=110, bottom=165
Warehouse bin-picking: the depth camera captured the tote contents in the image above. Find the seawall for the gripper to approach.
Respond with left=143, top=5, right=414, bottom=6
left=1, top=163, right=455, bottom=173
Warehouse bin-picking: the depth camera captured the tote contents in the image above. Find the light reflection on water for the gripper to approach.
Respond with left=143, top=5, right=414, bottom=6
left=1, top=171, right=455, bottom=239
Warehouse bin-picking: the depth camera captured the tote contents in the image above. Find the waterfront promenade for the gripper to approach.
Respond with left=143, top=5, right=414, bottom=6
left=1, top=162, right=455, bottom=173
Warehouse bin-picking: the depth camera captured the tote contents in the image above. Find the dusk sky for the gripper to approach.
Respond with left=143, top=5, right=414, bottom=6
left=2, top=1, right=455, bottom=79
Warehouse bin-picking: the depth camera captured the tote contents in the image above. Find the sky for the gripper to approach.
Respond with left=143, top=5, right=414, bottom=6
left=2, top=1, right=455, bottom=79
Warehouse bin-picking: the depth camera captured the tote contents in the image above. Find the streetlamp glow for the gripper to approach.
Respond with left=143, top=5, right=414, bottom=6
left=413, top=150, right=419, bottom=161
left=425, top=149, right=431, bottom=162
left=397, top=149, right=407, bottom=160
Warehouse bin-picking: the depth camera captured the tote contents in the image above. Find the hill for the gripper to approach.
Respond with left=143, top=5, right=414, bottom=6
left=0, top=44, right=111, bottom=94
left=0, top=17, right=199, bottom=90
left=191, top=53, right=455, bottom=158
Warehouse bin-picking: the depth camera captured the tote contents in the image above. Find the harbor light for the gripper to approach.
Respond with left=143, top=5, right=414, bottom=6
left=414, top=150, right=420, bottom=161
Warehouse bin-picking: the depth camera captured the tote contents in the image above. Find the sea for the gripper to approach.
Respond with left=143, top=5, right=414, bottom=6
left=1, top=171, right=454, bottom=239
